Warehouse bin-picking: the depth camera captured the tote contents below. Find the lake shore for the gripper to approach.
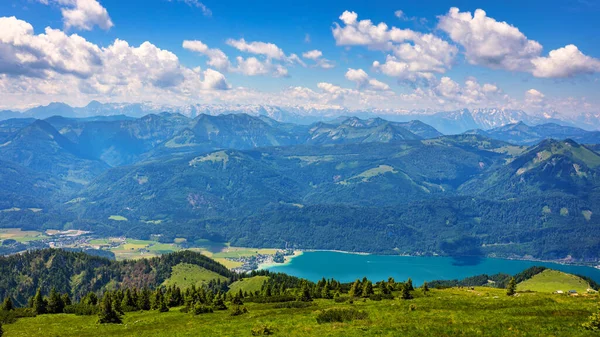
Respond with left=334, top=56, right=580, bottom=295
left=257, top=250, right=304, bottom=270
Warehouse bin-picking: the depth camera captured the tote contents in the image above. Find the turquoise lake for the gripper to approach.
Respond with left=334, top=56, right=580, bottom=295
left=267, top=251, right=600, bottom=284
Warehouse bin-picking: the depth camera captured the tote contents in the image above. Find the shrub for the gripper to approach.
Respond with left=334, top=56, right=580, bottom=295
left=334, top=296, right=349, bottom=303
left=369, top=294, right=382, bottom=301
left=0, top=321, right=3, bottom=337
left=582, top=311, right=600, bottom=331
left=272, top=301, right=314, bottom=309
left=251, top=324, right=275, bottom=335
left=408, top=304, right=417, bottom=312
left=230, top=305, right=248, bottom=316
left=316, top=308, right=368, bottom=324
left=192, top=305, right=213, bottom=315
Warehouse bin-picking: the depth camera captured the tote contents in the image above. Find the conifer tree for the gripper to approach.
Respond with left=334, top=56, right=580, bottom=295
left=321, top=283, right=332, bottom=299
left=422, top=281, right=429, bottom=294
left=406, top=278, right=414, bottom=291
left=400, top=283, right=413, bottom=300
left=33, top=288, right=46, bottom=315
left=61, top=294, right=72, bottom=307
left=138, top=288, right=151, bottom=311
left=506, top=277, right=517, bottom=296
left=98, top=293, right=122, bottom=324
left=297, top=283, right=312, bottom=302
left=1, top=297, right=13, bottom=311
left=362, top=281, right=374, bottom=298
left=47, top=288, right=65, bottom=314
left=349, top=280, right=362, bottom=298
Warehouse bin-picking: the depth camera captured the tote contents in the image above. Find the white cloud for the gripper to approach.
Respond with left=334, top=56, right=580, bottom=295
left=531, top=44, right=600, bottom=78
left=0, top=16, right=230, bottom=108
left=38, top=0, right=113, bottom=31
left=345, top=68, right=390, bottom=91
left=302, top=50, right=322, bottom=60
left=438, top=7, right=600, bottom=78
left=183, top=40, right=231, bottom=71
left=302, top=49, right=335, bottom=69
left=167, top=0, right=212, bottom=17
left=333, top=11, right=456, bottom=81
left=226, top=38, right=285, bottom=60
left=0, top=16, right=102, bottom=78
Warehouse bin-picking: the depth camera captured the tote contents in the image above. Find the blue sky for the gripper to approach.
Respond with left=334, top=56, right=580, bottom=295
left=1, top=0, right=599, bottom=115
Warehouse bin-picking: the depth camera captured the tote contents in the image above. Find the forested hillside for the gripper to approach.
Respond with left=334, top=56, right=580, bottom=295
left=0, top=114, right=599, bottom=260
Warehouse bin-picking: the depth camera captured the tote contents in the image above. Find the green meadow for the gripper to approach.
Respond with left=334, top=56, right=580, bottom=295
left=3, top=287, right=598, bottom=337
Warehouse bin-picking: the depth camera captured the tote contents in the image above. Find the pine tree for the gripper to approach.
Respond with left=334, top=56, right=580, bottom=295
left=83, top=292, right=98, bottom=306
left=232, top=292, right=244, bottom=305
left=349, top=280, right=362, bottom=298
left=297, top=284, right=312, bottom=302
left=61, top=294, right=72, bottom=307
left=1, top=297, right=13, bottom=311
left=379, top=282, right=391, bottom=295
left=406, top=278, right=414, bottom=291
left=400, top=283, right=413, bottom=300
left=422, top=281, right=429, bottom=294
left=112, top=292, right=124, bottom=315
left=321, top=283, right=332, bottom=299
left=98, top=293, right=122, bottom=324
left=33, top=288, right=46, bottom=315
left=362, top=281, right=374, bottom=298
left=47, top=288, right=65, bottom=314
left=138, top=288, right=151, bottom=311
left=212, top=292, right=227, bottom=310
left=506, top=277, right=517, bottom=296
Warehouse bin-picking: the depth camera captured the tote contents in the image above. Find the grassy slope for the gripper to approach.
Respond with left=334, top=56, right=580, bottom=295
left=227, top=276, right=269, bottom=295
left=517, top=270, right=591, bottom=293
left=162, top=263, right=228, bottom=289
left=4, top=288, right=599, bottom=337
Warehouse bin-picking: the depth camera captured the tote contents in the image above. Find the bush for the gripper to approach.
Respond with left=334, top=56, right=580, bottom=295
left=272, top=301, right=314, bottom=309
left=582, top=311, right=600, bottom=331
left=192, top=305, right=213, bottom=315
left=369, top=294, right=382, bottom=301
left=251, top=324, right=275, bottom=335
left=64, top=304, right=98, bottom=316
left=316, top=308, right=369, bottom=324
left=334, top=296, right=349, bottom=303
left=408, top=304, right=417, bottom=312
left=0, top=308, right=36, bottom=324
left=230, top=305, right=248, bottom=316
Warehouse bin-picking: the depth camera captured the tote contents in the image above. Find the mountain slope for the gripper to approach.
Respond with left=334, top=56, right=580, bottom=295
left=477, top=122, right=600, bottom=145
left=461, top=139, right=600, bottom=197
left=0, top=120, right=109, bottom=187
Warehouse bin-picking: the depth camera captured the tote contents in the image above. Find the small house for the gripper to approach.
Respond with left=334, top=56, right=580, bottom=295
left=554, top=290, right=564, bottom=294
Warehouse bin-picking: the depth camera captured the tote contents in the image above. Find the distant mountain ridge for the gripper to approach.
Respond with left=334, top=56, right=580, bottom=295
left=3, top=101, right=599, bottom=132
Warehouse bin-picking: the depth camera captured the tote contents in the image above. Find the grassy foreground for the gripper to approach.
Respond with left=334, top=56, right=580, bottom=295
left=4, top=287, right=599, bottom=337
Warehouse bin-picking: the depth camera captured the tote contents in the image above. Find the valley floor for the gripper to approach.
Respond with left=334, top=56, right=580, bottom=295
left=3, top=288, right=599, bottom=337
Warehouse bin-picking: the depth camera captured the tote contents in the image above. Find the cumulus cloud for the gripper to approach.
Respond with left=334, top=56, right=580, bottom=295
left=0, top=16, right=229, bottom=108
left=167, top=0, right=212, bottom=16
left=38, top=0, right=113, bottom=31
left=183, top=40, right=231, bottom=71
left=345, top=68, right=390, bottom=91
left=333, top=11, right=456, bottom=82
left=302, top=49, right=335, bottom=69
left=227, top=38, right=286, bottom=60
left=438, top=7, right=600, bottom=78
left=531, top=44, right=600, bottom=78
left=0, top=16, right=102, bottom=78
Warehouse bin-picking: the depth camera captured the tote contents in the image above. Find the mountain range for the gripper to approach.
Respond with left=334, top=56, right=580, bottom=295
left=3, top=101, right=600, bottom=133
left=0, top=112, right=599, bottom=261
